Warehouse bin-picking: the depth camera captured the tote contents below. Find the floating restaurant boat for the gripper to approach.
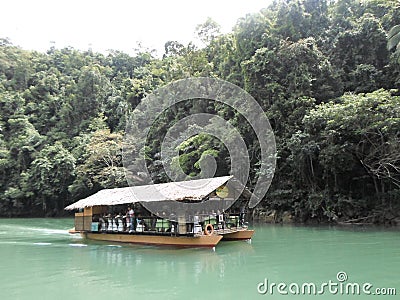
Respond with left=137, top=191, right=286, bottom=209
left=65, top=176, right=255, bottom=248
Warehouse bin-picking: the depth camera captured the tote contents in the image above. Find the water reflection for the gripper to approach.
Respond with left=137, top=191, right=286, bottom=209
left=68, top=237, right=255, bottom=288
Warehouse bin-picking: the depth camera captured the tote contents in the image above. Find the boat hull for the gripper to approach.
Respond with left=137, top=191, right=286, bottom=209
left=82, top=232, right=222, bottom=248
left=220, top=229, right=254, bottom=241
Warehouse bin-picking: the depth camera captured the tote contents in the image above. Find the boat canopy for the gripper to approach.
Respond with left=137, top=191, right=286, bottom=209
left=65, top=176, right=238, bottom=210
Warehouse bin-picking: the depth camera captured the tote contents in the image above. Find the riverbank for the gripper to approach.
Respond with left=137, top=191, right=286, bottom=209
left=2, top=207, right=400, bottom=227
left=252, top=207, right=400, bottom=226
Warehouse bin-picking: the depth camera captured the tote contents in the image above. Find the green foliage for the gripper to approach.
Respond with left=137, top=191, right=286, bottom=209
left=273, top=0, right=329, bottom=42
left=297, top=90, right=400, bottom=219
left=174, top=134, right=222, bottom=179
left=27, top=142, right=75, bottom=211
left=331, top=13, right=389, bottom=91
left=195, top=17, right=222, bottom=45
left=0, top=0, right=399, bottom=222
left=69, top=128, right=125, bottom=199
left=243, top=38, right=341, bottom=105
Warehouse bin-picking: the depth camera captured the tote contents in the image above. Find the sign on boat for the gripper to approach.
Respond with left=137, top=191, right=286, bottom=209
left=65, top=176, right=255, bottom=248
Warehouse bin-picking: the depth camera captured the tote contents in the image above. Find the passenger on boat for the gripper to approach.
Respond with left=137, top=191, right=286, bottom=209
left=136, top=214, right=145, bottom=231
left=114, top=213, right=120, bottom=229
left=98, top=215, right=103, bottom=230
left=150, top=213, right=157, bottom=230
left=240, top=206, right=245, bottom=226
left=223, top=210, right=228, bottom=228
left=117, top=211, right=126, bottom=231
left=104, top=213, right=110, bottom=230
left=124, top=209, right=129, bottom=231
left=98, top=214, right=107, bottom=231
left=217, top=210, right=225, bottom=229
left=128, top=207, right=136, bottom=232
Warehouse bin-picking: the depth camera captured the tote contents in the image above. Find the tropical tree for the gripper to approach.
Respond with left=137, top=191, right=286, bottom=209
left=69, top=127, right=126, bottom=199
left=27, top=142, right=76, bottom=212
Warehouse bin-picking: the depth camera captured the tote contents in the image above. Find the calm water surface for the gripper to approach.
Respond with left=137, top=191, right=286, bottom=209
left=0, top=218, right=399, bottom=299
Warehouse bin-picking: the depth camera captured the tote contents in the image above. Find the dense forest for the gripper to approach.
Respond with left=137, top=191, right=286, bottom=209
left=0, top=0, right=399, bottom=224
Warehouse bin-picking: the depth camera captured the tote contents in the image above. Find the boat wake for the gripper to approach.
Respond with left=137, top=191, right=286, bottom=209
left=0, top=224, right=70, bottom=235
left=28, top=227, right=71, bottom=235
left=0, top=222, right=83, bottom=248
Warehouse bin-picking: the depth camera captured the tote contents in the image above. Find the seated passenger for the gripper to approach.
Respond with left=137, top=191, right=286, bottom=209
left=99, top=215, right=105, bottom=231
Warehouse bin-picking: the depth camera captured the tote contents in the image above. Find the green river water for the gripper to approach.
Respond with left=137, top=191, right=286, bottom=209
left=0, top=218, right=398, bottom=300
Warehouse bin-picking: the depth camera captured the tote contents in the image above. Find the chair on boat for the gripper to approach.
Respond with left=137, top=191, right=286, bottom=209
left=193, top=215, right=202, bottom=234
left=203, top=217, right=218, bottom=230
left=227, top=216, right=239, bottom=228
left=141, top=218, right=150, bottom=231
left=155, top=219, right=171, bottom=232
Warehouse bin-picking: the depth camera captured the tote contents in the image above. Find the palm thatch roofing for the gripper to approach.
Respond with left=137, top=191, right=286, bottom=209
left=64, top=176, right=238, bottom=210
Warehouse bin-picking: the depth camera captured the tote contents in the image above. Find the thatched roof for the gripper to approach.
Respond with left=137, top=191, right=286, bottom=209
left=65, top=176, right=234, bottom=210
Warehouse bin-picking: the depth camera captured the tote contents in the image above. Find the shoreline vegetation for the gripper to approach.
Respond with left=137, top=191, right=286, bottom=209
left=0, top=0, right=399, bottom=225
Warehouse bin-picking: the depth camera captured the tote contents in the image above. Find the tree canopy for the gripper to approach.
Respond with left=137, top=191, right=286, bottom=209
left=0, top=0, right=399, bottom=223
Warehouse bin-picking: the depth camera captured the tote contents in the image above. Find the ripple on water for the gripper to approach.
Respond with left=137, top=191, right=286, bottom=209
left=68, top=243, right=87, bottom=247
